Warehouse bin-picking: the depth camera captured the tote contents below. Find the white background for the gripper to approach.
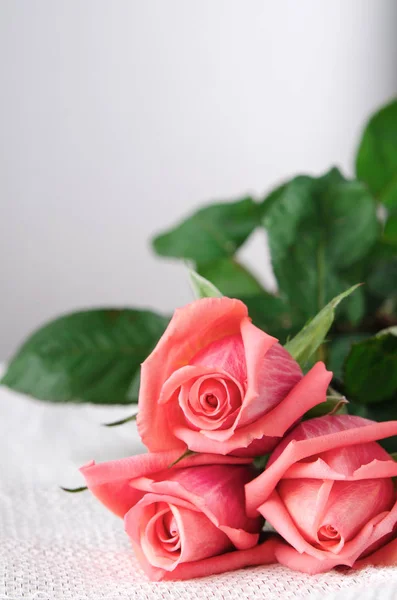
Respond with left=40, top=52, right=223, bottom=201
left=1, top=0, right=397, bottom=359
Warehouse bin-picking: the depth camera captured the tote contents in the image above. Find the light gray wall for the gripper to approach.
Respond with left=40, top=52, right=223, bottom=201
left=1, top=0, right=397, bottom=359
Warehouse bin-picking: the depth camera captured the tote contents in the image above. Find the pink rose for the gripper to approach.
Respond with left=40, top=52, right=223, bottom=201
left=245, top=415, right=397, bottom=574
left=137, top=297, right=331, bottom=456
left=80, top=450, right=277, bottom=581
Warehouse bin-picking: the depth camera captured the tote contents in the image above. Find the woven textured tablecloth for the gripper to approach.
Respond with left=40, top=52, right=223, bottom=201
left=1, top=370, right=397, bottom=600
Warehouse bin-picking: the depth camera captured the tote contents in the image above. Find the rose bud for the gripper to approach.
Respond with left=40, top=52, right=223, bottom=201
left=80, top=450, right=277, bottom=581
left=137, top=297, right=332, bottom=456
left=245, top=415, right=397, bottom=574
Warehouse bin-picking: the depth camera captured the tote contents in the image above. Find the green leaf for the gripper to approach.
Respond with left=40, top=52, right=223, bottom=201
left=356, top=98, right=397, bottom=208
left=197, top=259, right=264, bottom=297
left=242, top=294, right=296, bottom=343
left=263, top=169, right=379, bottom=324
left=327, top=333, right=369, bottom=380
left=342, top=280, right=366, bottom=326
left=102, top=413, right=137, bottom=427
left=367, top=257, right=397, bottom=299
left=304, top=394, right=348, bottom=419
left=253, top=454, right=270, bottom=471
left=152, top=197, right=260, bottom=263
left=60, top=486, right=88, bottom=493
left=383, top=214, right=397, bottom=246
left=260, top=181, right=287, bottom=218
left=344, top=327, right=397, bottom=404
left=1, top=309, right=169, bottom=404
left=284, top=284, right=361, bottom=367
left=188, top=269, right=222, bottom=299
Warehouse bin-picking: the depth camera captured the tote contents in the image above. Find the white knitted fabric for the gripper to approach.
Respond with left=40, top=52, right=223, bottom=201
left=1, top=373, right=397, bottom=600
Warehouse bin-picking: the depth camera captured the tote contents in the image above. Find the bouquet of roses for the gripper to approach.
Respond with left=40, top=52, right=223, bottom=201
left=3, top=98, right=397, bottom=581
left=78, top=290, right=397, bottom=580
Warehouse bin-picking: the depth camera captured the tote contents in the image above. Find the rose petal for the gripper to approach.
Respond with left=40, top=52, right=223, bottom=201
left=127, top=495, right=232, bottom=571
left=174, top=362, right=331, bottom=454
left=230, top=435, right=282, bottom=458
left=179, top=375, right=242, bottom=431
left=273, top=500, right=397, bottom=575
left=316, top=479, right=395, bottom=544
left=273, top=540, right=340, bottom=575
left=132, top=536, right=279, bottom=581
left=353, top=459, right=397, bottom=479
left=246, top=418, right=397, bottom=517
left=191, top=332, right=248, bottom=383
left=282, top=458, right=349, bottom=481
left=159, top=365, right=216, bottom=405
left=354, top=538, right=397, bottom=568
left=138, top=297, right=248, bottom=452
left=267, top=415, right=375, bottom=468
left=356, top=498, right=397, bottom=558
left=140, top=503, right=182, bottom=570
left=283, top=457, right=397, bottom=481
left=317, top=441, right=391, bottom=476
left=259, top=489, right=327, bottom=559
left=129, top=464, right=262, bottom=549
left=80, top=451, right=252, bottom=517
left=165, top=322, right=280, bottom=443
left=260, top=490, right=396, bottom=568
left=277, top=479, right=334, bottom=546
left=236, top=319, right=302, bottom=426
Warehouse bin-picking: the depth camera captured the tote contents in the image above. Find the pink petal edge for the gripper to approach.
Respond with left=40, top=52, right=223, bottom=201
left=131, top=537, right=279, bottom=581
left=246, top=419, right=397, bottom=517
left=174, top=361, right=331, bottom=455
left=137, top=298, right=248, bottom=452
left=80, top=451, right=252, bottom=517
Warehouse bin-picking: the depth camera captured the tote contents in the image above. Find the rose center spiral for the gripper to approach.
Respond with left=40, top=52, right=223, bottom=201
left=318, top=524, right=341, bottom=542
left=179, top=374, right=243, bottom=430
left=205, top=393, right=218, bottom=408
left=156, top=509, right=180, bottom=552
left=142, top=502, right=182, bottom=568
